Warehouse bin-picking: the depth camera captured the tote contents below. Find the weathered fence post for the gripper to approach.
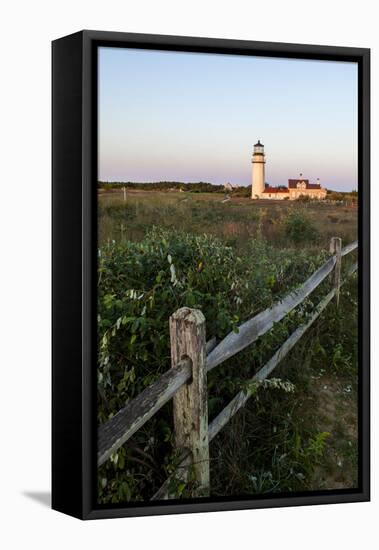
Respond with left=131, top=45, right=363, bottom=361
left=170, top=307, right=210, bottom=496
left=330, top=237, right=342, bottom=306
left=123, top=186, right=126, bottom=201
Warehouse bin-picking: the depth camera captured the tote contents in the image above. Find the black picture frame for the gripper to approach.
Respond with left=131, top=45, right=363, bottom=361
left=52, top=30, right=370, bottom=520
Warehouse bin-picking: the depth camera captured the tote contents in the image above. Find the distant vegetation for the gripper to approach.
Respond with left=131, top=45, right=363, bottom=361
left=98, top=180, right=225, bottom=193
left=326, top=189, right=358, bottom=204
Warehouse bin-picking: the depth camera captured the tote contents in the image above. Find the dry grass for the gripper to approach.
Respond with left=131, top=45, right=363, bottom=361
left=98, top=189, right=357, bottom=253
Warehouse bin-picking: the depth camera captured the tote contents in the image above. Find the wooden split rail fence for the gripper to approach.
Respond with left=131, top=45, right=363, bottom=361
left=98, top=237, right=358, bottom=499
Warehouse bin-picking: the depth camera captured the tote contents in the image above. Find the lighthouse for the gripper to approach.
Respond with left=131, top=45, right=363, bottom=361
left=251, top=140, right=265, bottom=199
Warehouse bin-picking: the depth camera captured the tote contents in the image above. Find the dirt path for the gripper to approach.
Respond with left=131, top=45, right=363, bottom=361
left=310, top=373, right=358, bottom=490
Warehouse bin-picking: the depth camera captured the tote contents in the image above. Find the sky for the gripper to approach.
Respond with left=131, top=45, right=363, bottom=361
left=98, top=47, right=358, bottom=191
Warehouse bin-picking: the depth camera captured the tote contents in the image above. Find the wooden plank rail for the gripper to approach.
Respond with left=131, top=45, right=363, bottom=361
left=341, top=240, right=358, bottom=256
left=98, top=238, right=358, bottom=498
left=98, top=336, right=217, bottom=466
left=151, top=449, right=191, bottom=501
left=206, top=240, right=357, bottom=373
left=205, top=336, right=218, bottom=355
left=97, top=358, right=192, bottom=466
left=208, top=262, right=357, bottom=442
left=206, top=257, right=335, bottom=371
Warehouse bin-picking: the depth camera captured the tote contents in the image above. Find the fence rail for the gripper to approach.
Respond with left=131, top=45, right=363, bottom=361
left=97, top=238, right=358, bottom=497
left=208, top=261, right=357, bottom=443
left=206, top=240, right=356, bottom=371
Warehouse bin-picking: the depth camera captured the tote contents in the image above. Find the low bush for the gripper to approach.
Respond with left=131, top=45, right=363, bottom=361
left=283, top=210, right=319, bottom=244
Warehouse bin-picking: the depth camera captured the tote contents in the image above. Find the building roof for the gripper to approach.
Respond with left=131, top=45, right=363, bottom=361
left=254, top=140, right=264, bottom=147
left=288, top=179, right=321, bottom=190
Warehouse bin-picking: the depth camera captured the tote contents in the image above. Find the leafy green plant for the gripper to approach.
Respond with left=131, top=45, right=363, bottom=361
left=283, top=210, right=319, bottom=244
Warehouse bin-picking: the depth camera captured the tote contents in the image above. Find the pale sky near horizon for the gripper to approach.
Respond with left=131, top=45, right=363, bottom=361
left=98, top=47, right=358, bottom=191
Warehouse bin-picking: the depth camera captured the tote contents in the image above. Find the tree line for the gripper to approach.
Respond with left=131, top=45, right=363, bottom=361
left=98, top=181, right=225, bottom=193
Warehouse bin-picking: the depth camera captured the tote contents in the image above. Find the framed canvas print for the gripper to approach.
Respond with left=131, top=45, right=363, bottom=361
left=52, top=30, right=370, bottom=519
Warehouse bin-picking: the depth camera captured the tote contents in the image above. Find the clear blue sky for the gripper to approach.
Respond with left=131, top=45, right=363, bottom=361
left=98, top=47, right=358, bottom=191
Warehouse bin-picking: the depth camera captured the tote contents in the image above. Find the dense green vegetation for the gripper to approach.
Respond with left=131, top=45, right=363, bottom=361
left=97, top=191, right=358, bottom=504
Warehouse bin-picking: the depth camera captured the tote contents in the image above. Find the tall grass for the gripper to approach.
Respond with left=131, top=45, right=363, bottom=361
left=98, top=191, right=357, bottom=253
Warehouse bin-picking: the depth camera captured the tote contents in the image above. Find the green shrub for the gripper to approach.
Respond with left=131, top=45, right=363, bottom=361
left=284, top=210, right=319, bottom=244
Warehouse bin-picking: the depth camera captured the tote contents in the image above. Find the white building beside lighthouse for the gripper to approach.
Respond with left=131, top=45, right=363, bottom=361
left=251, top=140, right=327, bottom=200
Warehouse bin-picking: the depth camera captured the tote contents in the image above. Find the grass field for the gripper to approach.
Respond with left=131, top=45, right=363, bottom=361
left=98, top=189, right=357, bottom=251
left=97, top=188, right=358, bottom=503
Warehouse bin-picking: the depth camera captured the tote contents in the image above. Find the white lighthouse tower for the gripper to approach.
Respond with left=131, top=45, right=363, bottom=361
left=251, top=140, right=266, bottom=199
